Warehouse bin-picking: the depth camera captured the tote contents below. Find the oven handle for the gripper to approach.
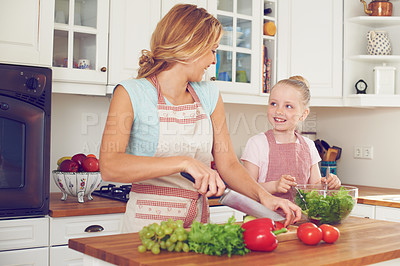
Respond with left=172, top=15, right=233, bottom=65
left=84, top=224, right=104, bottom=233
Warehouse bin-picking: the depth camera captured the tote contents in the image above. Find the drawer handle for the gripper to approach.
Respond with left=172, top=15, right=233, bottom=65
left=85, top=225, right=104, bottom=233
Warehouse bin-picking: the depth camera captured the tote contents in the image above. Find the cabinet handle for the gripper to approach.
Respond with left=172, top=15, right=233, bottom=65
left=85, top=224, right=104, bottom=233
left=100, top=67, right=107, bottom=72
left=210, top=77, right=216, bottom=81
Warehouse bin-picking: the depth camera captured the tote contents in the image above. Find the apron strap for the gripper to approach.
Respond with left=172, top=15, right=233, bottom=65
left=131, top=184, right=208, bottom=227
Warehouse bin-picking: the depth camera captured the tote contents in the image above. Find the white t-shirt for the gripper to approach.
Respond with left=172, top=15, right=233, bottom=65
left=241, top=132, right=321, bottom=183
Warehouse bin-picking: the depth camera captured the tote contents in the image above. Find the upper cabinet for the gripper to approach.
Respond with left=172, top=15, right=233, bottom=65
left=343, top=1, right=400, bottom=107
left=52, top=0, right=109, bottom=95
left=207, top=0, right=269, bottom=104
left=277, top=0, right=343, bottom=106
left=0, top=0, right=54, bottom=67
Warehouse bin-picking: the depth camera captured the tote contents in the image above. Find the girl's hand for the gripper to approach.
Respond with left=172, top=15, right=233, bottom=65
left=259, top=195, right=302, bottom=227
left=181, top=157, right=226, bottom=198
left=321, top=173, right=341, bottom=189
left=274, top=175, right=297, bottom=193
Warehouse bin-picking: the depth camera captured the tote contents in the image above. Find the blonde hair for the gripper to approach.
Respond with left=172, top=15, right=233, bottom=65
left=137, top=4, right=223, bottom=79
left=271, top=76, right=311, bottom=108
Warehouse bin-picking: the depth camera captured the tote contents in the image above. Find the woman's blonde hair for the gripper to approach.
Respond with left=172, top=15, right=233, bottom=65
left=137, top=4, right=223, bottom=79
left=271, top=76, right=311, bottom=108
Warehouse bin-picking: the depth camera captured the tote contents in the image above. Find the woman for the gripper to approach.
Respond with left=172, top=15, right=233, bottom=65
left=99, top=4, right=301, bottom=233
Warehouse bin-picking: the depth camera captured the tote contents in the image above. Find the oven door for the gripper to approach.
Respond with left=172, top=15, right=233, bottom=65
left=0, top=94, right=49, bottom=217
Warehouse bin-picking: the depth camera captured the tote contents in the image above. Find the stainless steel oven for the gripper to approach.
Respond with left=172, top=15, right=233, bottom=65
left=0, top=63, right=51, bottom=218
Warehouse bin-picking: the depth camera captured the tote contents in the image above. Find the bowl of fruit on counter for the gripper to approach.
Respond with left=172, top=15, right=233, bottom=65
left=293, top=184, right=358, bottom=225
left=52, top=153, right=102, bottom=203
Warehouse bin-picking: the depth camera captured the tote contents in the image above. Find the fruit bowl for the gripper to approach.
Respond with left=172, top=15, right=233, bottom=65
left=52, top=171, right=102, bottom=203
left=293, top=184, right=358, bottom=225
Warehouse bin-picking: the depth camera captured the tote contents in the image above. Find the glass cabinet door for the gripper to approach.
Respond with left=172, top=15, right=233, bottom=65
left=208, top=0, right=261, bottom=95
left=52, top=0, right=109, bottom=86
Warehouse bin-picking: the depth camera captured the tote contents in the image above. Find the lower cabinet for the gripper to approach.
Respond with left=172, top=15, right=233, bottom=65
left=351, top=203, right=376, bottom=219
left=209, top=206, right=245, bottom=224
left=49, top=213, right=124, bottom=266
left=0, top=247, right=49, bottom=266
left=351, top=203, right=400, bottom=223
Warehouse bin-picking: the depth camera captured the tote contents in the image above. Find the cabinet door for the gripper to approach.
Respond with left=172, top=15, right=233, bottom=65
left=52, top=0, right=109, bottom=87
left=207, top=0, right=262, bottom=95
left=107, top=0, right=161, bottom=88
left=0, top=0, right=54, bottom=66
left=0, top=247, right=49, bottom=266
left=350, top=203, right=375, bottom=219
left=375, top=206, right=400, bottom=223
left=50, top=245, right=84, bottom=266
left=277, top=0, right=343, bottom=98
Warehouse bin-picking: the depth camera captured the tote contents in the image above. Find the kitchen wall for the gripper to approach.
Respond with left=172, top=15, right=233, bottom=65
left=50, top=94, right=400, bottom=192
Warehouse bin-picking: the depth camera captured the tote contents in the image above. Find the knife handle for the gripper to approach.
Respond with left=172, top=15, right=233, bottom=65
left=180, top=172, right=196, bottom=183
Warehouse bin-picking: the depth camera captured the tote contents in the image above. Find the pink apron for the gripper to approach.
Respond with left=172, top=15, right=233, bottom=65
left=122, top=75, right=213, bottom=233
left=264, top=130, right=311, bottom=203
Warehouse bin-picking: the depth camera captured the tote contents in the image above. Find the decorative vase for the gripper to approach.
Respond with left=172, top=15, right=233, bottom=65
left=367, top=31, right=392, bottom=55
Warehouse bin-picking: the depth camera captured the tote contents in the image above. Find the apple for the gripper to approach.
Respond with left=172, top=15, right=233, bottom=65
left=82, top=157, right=100, bottom=172
left=59, top=159, right=79, bottom=172
left=71, top=153, right=87, bottom=171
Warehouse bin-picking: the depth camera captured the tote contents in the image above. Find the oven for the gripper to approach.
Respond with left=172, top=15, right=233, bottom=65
left=0, top=63, right=51, bottom=218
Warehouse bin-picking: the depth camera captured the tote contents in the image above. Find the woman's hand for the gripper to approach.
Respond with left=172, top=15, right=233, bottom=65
left=181, top=157, right=226, bottom=198
left=274, top=175, right=297, bottom=193
left=259, top=195, right=302, bottom=227
left=321, top=173, right=341, bottom=189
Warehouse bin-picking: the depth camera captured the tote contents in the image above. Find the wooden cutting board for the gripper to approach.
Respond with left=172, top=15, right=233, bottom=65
left=276, top=225, right=298, bottom=242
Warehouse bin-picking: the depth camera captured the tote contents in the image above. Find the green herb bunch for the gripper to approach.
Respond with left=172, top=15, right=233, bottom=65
left=188, top=216, right=250, bottom=257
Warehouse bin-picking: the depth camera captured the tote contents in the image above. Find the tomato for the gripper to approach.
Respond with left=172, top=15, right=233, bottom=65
left=319, top=224, right=340, bottom=244
left=274, top=221, right=285, bottom=230
left=297, top=223, right=322, bottom=245
left=296, top=222, right=318, bottom=239
left=87, top=154, right=97, bottom=158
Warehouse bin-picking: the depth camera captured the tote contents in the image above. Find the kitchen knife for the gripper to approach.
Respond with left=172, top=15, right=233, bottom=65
left=180, top=172, right=286, bottom=222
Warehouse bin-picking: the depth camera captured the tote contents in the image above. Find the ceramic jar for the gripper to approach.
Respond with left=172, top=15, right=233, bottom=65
left=367, top=31, right=392, bottom=55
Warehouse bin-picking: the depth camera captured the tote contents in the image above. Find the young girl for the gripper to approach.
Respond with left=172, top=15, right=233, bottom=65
left=241, top=76, right=341, bottom=203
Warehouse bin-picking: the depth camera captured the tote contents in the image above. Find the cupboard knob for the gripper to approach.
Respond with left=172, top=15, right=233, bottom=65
left=85, top=225, right=104, bottom=233
left=100, top=67, right=107, bottom=72
left=210, top=77, right=216, bottom=81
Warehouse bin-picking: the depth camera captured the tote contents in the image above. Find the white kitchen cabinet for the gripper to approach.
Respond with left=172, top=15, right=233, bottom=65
left=52, top=0, right=110, bottom=95
left=350, top=203, right=376, bottom=219
left=277, top=0, right=343, bottom=104
left=343, top=1, right=400, bottom=107
left=207, top=0, right=270, bottom=105
left=0, top=0, right=54, bottom=67
left=375, top=206, right=400, bottom=223
left=0, top=247, right=49, bottom=266
left=209, top=205, right=245, bottom=224
left=49, top=213, right=123, bottom=265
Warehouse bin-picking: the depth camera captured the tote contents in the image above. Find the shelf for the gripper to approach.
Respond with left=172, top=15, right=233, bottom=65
left=348, top=16, right=400, bottom=28
left=263, top=35, right=275, bottom=41
left=349, top=55, right=400, bottom=63
left=344, top=94, right=400, bottom=107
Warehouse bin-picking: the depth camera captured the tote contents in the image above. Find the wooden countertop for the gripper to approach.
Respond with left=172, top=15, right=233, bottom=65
left=50, top=184, right=400, bottom=217
left=69, top=216, right=400, bottom=266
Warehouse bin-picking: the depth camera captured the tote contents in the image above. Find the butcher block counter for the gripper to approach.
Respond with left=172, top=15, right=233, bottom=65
left=69, top=216, right=400, bottom=266
left=49, top=184, right=400, bottom=217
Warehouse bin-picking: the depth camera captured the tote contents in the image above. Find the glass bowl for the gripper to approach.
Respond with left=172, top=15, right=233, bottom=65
left=52, top=171, right=102, bottom=203
left=293, top=184, right=358, bottom=225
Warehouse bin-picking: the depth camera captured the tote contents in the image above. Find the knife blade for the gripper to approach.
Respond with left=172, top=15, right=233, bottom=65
left=180, top=172, right=286, bottom=222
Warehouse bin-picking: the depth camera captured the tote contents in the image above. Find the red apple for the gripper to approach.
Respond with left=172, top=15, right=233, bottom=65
left=71, top=153, right=87, bottom=171
left=59, top=159, right=79, bottom=172
left=82, top=157, right=100, bottom=172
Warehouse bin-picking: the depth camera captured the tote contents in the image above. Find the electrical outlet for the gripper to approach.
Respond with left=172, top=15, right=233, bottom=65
left=363, top=146, right=373, bottom=159
left=354, top=146, right=363, bottom=159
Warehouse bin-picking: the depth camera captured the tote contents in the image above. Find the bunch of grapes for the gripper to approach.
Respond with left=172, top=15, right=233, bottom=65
left=137, top=219, right=190, bottom=255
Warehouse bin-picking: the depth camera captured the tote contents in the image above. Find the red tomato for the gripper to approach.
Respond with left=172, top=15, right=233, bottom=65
left=319, top=224, right=340, bottom=244
left=296, top=222, right=318, bottom=239
left=274, top=221, right=285, bottom=230
left=297, top=224, right=322, bottom=245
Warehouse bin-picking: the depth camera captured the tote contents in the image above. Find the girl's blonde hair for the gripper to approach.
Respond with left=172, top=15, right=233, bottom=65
left=271, top=76, right=311, bottom=108
left=137, top=4, right=223, bottom=79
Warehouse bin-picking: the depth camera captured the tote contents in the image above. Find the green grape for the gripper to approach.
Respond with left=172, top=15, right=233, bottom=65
left=138, top=245, right=147, bottom=253
left=156, top=228, right=165, bottom=237
left=146, top=241, right=155, bottom=250
left=167, top=243, right=176, bottom=252
left=165, top=238, right=172, bottom=248
left=176, top=220, right=184, bottom=228
left=159, top=240, right=167, bottom=249
left=145, top=230, right=155, bottom=239
left=151, top=244, right=160, bottom=255
left=170, top=234, right=178, bottom=243
left=182, top=243, right=190, bottom=253
left=174, top=241, right=183, bottom=252
left=164, top=227, right=173, bottom=235
left=177, top=233, right=187, bottom=242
